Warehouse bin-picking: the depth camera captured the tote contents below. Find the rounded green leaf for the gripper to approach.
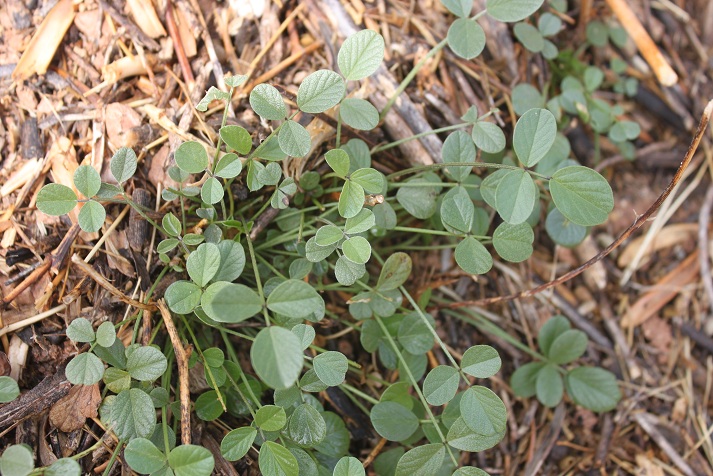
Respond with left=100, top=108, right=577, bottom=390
left=397, top=312, right=434, bottom=355
left=211, top=240, right=246, bottom=283
left=471, top=122, right=506, bottom=154
left=338, top=29, right=385, bottom=80
left=125, top=438, right=167, bottom=474
left=165, top=281, right=202, bottom=314
left=548, top=329, right=588, bottom=364
left=447, top=416, right=504, bottom=452
left=95, top=321, right=116, bottom=348
left=335, top=255, right=366, bottom=286
left=441, top=0, right=472, bottom=17
left=326, top=149, right=351, bottom=178
left=455, top=236, right=492, bottom=275
left=495, top=169, right=536, bottom=224
left=186, top=243, right=221, bottom=287
left=371, top=401, right=419, bottom=441
left=461, top=345, right=501, bottom=378
left=536, top=364, right=563, bottom=407
left=394, top=444, right=445, bottom=476
left=460, top=386, right=507, bottom=436
left=278, top=120, right=311, bottom=158
left=251, top=326, right=303, bottom=389
left=586, top=20, right=608, bottom=47
left=256, top=405, right=287, bottom=431
left=200, top=177, right=224, bottom=205
left=487, top=0, right=545, bottom=22
left=565, top=367, right=621, bottom=412
left=66, top=352, right=104, bottom=385
left=513, top=22, right=544, bottom=53
left=162, top=212, right=182, bottom=237
left=537, top=315, right=571, bottom=356
left=201, top=282, right=262, bottom=323
left=305, top=236, right=337, bottom=262
left=453, top=468, right=490, bottom=476
left=36, top=183, right=78, bottom=216
left=126, top=346, right=167, bottom=381
left=288, top=403, right=326, bottom=446
left=250, top=83, right=287, bottom=120
left=67, top=317, right=95, bottom=343
left=377, top=252, right=412, bottom=291
left=545, top=207, right=586, bottom=247
left=512, top=83, right=544, bottom=116
left=492, top=221, right=534, bottom=262
left=221, top=427, right=256, bottom=461
left=214, top=153, right=242, bottom=179
left=342, top=236, right=371, bottom=264
left=316, top=225, right=343, bottom=246
left=112, top=388, right=156, bottom=439
left=168, top=445, right=214, bottom=476
left=73, top=165, right=101, bottom=197
left=297, top=70, right=345, bottom=113
left=510, top=362, right=546, bottom=398
left=423, top=365, right=459, bottom=406
left=259, top=441, right=298, bottom=476
left=442, top=131, right=476, bottom=182
left=220, top=125, right=252, bottom=154
left=338, top=180, right=365, bottom=219
left=45, top=458, right=81, bottom=476
left=345, top=208, right=375, bottom=234
left=549, top=166, right=614, bottom=226
left=441, top=186, right=474, bottom=234
left=0, top=376, right=19, bottom=403
left=110, top=147, right=138, bottom=183
left=78, top=200, right=106, bottom=232
left=447, top=18, right=486, bottom=59
left=0, top=445, right=34, bottom=476
left=350, top=168, right=384, bottom=193
left=333, top=456, right=365, bottom=476
left=513, top=108, right=556, bottom=167
left=175, top=141, right=209, bottom=174
left=266, top=279, right=324, bottom=319
left=538, top=12, right=562, bottom=36
left=340, top=98, right=379, bottom=130
left=313, top=351, right=348, bottom=386
left=291, top=323, right=315, bottom=350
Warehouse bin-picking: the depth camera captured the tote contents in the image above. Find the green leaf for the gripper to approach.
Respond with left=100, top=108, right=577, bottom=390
left=441, top=0, right=472, bottom=17
left=545, top=207, right=587, bottom=247
left=345, top=208, right=375, bottom=234
left=259, top=441, right=299, bottom=476
left=291, top=323, right=315, bottom=350
left=288, top=403, right=326, bottom=446
left=396, top=178, right=440, bottom=219
left=125, top=438, right=167, bottom=474
left=220, top=125, right=252, bottom=154
left=398, top=312, right=434, bottom=355
left=314, top=351, right=348, bottom=386
left=110, top=147, right=138, bottom=183
left=251, top=327, right=303, bottom=389
left=162, top=212, right=182, bottom=237
left=326, top=149, right=350, bottom=178
left=316, top=225, right=343, bottom=246
left=423, top=365, right=459, bottom=406
left=542, top=39, right=558, bottom=59
left=538, top=12, right=562, bottom=36
left=73, top=165, right=101, bottom=197
left=565, top=367, right=621, bottom=412
left=395, top=444, right=445, bottom=476
left=278, top=120, right=311, bottom=158
left=461, top=345, right=501, bottom=378
left=96, top=183, right=123, bottom=199
left=447, top=416, right=504, bottom=452
left=609, top=120, right=640, bottom=142
left=339, top=180, right=365, bottom=219
left=196, top=86, right=230, bottom=112
left=549, top=166, right=614, bottom=226
left=196, top=392, right=224, bottom=421
left=492, top=221, right=534, bottom=262
left=441, top=186, right=474, bottom=234
left=0, top=376, right=19, bottom=403
left=351, top=168, right=385, bottom=193
left=67, top=317, right=95, bottom=343
left=36, top=184, right=78, bottom=216
left=95, top=321, right=116, bottom=348
left=45, top=458, right=81, bottom=476
left=513, top=108, right=556, bottom=167
left=168, top=445, right=214, bottom=476
left=221, top=427, right=256, bottom=461
left=103, top=368, right=130, bottom=393
left=165, top=281, right=202, bottom=314
left=300, top=368, right=328, bottom=392
left=538, top=315, right=571, bottom=356
left=333, top=456, right=365, bottom=476
left=536, top=364, right=563, bottom=407
left=201, top=282, right=262, bottom=323
left=377, top=253, right=412, bottom=291
left=338, top=29, right=385, bottom=80
left=112, top=388, right=156, bottom=439
left=78, top=200, right=106, bottom=232
left=256, top=405, right=287, bottom=431
left=447, top=18, right=486, bottom=59
left=200, top=177, right=224, bottom=205
left=510, top=362, right=545, bottom=398
left=288, top=257, right=313, bottom=280
left=66, top=352, right=104, bottom=385
left=371, top=401, right=419, bottom=441
left=513, top=22, right=544, bottom=52
left=258, top=162, right=282, bottom=186
left=256, top=136, right=288, bottom=161
left=340, top=98, right=379, bottom=130
left=335, top=255, right=366, bottom=286
left=453, top=468, right=490, bottom=476
left=486, top=0, right=545, bottom=22
left=214, top=153, right=242, bottom=179
left=512, top=83, right=544, bottom=116
left=297, top=70, right=345, bottom=113
left=186, top=243, right=221, bottom=287
left=583, top=66, right=604, bottom=92
left=342, top=236, right=371, bottom=264
left=210, top=240, right=246, bottom=283
left=373, top=202, right=397, bottom=229
left=126, top=346, right=168, bottom=381
left=305, top=237, right=337, bottom=262
left=586, top=20, right=608, bottom=47
left=342, top=138, right=371, bottom=170
left=471, top=122, right=506, bottom=154
left=455, top=236, right=492, bottom=275
left=0, top=445, right=34, bottom=476
left=548, top=329, right=588, bottom=364
left=442, top=131, right=476, bottom=182
left=250, top=83, right=287, bottom=120
left=175, top=141, right=208, bottom=174
left=267, top=279, right=324, bottom=319
left=460, top=386, right=506, bottom=436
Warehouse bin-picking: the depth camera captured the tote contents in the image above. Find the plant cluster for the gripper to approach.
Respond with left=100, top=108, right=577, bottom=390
left=6, top=0, right=626, bottom=474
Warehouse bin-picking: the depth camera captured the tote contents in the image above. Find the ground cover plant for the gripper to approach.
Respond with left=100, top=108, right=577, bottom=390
left=2, top=0, right=712, bottom=474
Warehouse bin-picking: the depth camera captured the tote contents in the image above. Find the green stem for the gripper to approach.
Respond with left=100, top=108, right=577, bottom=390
left=211, top=86, right=235, bottom=173
left=386, top=162, right=551, bottom=181
left=340, top=382, right=379, bottom=405
left=101, top=438, right=126, bottom=476
left=371, top=123, right=470, bottom=154
left=243, top=220, right=270, bottom=325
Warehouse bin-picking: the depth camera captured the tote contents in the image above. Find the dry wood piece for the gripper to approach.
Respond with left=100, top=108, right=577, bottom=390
left=605, top=0, right=678, bottom=86
left=127, top=0, right=167, bottom=39
left=12, top=0, right=75, bottom=81
left=0, top=367, right=71, bottom=430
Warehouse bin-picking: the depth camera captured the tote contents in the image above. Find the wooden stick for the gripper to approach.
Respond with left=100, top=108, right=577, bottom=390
left=605, top=0, right=678, bottom=86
